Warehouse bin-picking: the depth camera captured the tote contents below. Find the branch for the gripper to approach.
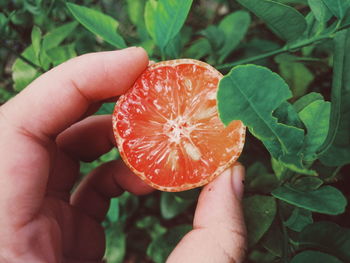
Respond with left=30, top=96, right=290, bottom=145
left=217, top=34, right=334, bottom=70
left=0, top=40, right=44, bottom=73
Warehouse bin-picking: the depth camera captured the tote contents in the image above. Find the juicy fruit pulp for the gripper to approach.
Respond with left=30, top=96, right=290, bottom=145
left=113, top=59, right=245, bottom=191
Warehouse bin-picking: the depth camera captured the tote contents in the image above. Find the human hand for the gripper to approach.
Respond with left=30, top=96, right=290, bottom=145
left=0, top=47, right=246, bottom=262
left=167, top=164, right=247, bottom=263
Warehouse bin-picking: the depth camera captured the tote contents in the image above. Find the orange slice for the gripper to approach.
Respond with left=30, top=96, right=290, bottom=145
left=112, top=59, right=245, bottom=192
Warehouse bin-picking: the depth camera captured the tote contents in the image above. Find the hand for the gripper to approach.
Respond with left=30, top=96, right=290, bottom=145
left=168, top=164, right=247, bottom=263
left=0, top=47, right=246, bottom=263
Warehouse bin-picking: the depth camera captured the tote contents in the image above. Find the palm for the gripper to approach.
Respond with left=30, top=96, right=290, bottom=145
left=0, top=114, right=151, bottom=263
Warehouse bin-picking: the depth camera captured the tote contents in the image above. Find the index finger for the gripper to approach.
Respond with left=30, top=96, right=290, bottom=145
left=1, top=47, right=148, bottom=139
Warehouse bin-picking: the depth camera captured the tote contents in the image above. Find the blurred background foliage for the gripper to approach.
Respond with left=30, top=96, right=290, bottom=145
left=1, top=0, right=350, bottom=262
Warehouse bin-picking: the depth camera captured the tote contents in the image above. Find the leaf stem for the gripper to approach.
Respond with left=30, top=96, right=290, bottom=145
left=317, top=29, right=350, bottom=155
left=217, top=34, right=333, bottom=70
left=278, top=200, right=290, bottom=262
left=0, top=40, right=44, bottom=72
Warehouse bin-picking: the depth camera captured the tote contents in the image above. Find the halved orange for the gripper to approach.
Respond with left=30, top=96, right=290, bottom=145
left=112, top=59, right=245, bottom=192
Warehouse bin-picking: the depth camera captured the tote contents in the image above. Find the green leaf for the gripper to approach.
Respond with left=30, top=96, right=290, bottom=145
left=199, top=25, right=225, bottom=53
left=66, top=2, right=126, bottom=48
left=12, top=46, right=41, bottom=92
left=144, top=0, right=157, bottom=41
left=272, top=185, right=347, bottom=215
left=274, top=101, right=304, bottom=128
left=272, top=158, right=288, bottom=180
left=299, top=221, right=350, bottom=262
left=0, top=12, right=9, bottom=35
left=107, top=198, right=119, bottom=223
left=307, top=0, right=332, bottom=23
left=260, top=221, right=283, bottom=257
left=127, top=0, right=145, bottom=26
left=118, top=192, right=139, bottom=221
left=292, top=176, right=323, bottom=191
left=160, top=192, right=194, bottom=219
left=246, top=162, right=279, bottom=193
left=321, top=0, right=350, bottom=19
left=140, top=39, right=155, bottom=55
left=12, top=21, right=78, bottom=91
left=105, top=223, right=126, bottom=263
left=243, top=195, right=277, bottom=247
left=147, top=224, right=192, bottom=263
left=144, top=0, right=193, bottom=50
left=96, top=103, right=115, bottom=115
left=31, top=26, right=42, bottom=59
left=284, top=207, right=313, bottom=232
left=45, top=44, right=77, bottom=67
left=320, top=29, right=350, bottom=166
left=236, top=0, right=307, bottom=42
left=127, top=0, right=149, bottom=41
left=184, top=38, right=211, bottom=59
left=217, top=11, right=251, bottom=63
left=293, top=92, right=324, bottom=112
left=40, top=22, right=78, bottom=70
left=291, top=251, right=342, bottom=263
left=164, top=32, right=182, bottom=59
left=218, top=65, right=309, bottom=173
left=41, top=22, right=78, bottom=51
left=340, top=8, right=350, bottom=30
left=136, top=216, right=167, bottom=240
left=248, top=250, right=278, bottom=263
left=299, top=100, right=331, bottom=161
left=277, top=56, right=314, bottom=98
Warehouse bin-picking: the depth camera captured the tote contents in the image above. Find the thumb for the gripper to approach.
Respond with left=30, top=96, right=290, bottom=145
left=167, top=164, right=247, bottom=263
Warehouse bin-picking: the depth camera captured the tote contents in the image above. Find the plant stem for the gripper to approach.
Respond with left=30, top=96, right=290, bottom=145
left=278, top=200, right=290, bottom=263
left=317, top=29, right=350, bottom=156
left=0, top=40, right=44, bottom=72
left=217, top=34, right=333, bottom=70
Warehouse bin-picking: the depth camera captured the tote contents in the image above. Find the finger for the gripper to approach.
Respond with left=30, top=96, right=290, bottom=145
left=56, top=115, right=115, bottom=162
left=1, top=47, right=148, bottom=140
left=48, top=115, right=116, bottom=199
left=71, top=160, right=154, bottom=222
left=167, top=164, right=247, bottom=263
left=0, top=48, right=148, bottom=226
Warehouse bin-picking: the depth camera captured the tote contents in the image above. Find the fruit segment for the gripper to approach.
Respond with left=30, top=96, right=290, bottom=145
left=113, top=59, right=245, bottom=191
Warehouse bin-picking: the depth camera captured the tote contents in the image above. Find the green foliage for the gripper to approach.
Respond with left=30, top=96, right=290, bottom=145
left=147, top=224, right=192, bottom=263
left=299, top=222, right=350, bottom=261
left=275, top=54, right=314, bottom=98
left=236, top=0, right=307, bottom=42
left=321, top=0, right=350, bottom=19
left=66, top=3, right=126, bottom=48
left=243, top=195, right=277, bottom=247
left=320, top=29, right=350, bottom=166
left=12, top=22, right=77, bottom=91
left=218, top=65, right=311, bottom=174
left=160, top=192, right=196, bottom=219
left=272, top=185, right=347, bottom=215
left=299, top=100, right=330, bottom=162
left=2, top=0, right=350, bottom=262
left=307, top=0, right=332, bottom=23
left=291, top=251, right=342, bottom=263
left=217, top=11, right=251, bottom=63
left=284, top=208, right=313, bottom=232
left=145, top=0, right=193, bottom=53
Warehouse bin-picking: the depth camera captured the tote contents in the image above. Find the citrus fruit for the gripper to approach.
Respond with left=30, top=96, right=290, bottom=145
left=112, top=59, right=245, bottom=192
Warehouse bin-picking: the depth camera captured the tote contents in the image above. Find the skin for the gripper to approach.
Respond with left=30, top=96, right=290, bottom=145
left=0, top=47, right=247, bottom=263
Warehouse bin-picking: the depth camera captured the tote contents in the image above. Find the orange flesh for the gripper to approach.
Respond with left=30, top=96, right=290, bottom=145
left=113, top=59, right=245, bottom=191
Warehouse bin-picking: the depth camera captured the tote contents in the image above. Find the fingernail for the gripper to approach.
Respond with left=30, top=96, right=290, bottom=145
left=232, top=164, right=245, bottom=200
